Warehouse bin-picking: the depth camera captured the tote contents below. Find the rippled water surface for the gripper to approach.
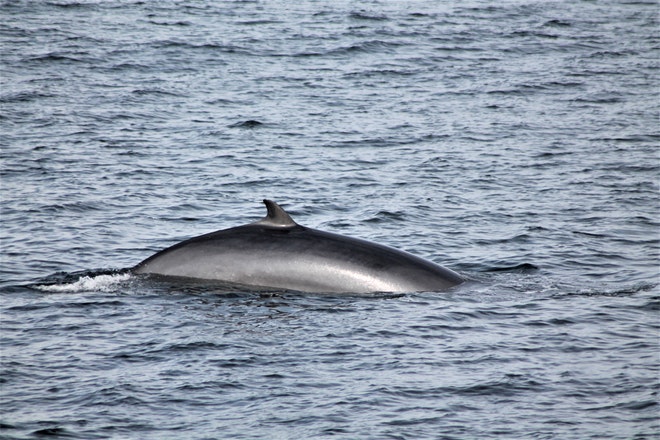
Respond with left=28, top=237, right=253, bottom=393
left=1, top=1, right=658, bottom=439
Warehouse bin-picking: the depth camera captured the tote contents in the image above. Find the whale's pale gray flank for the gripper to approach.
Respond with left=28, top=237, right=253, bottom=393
left=132, top=200, right=464, bottom=293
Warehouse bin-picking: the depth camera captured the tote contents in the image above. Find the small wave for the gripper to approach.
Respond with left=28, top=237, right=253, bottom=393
left=33, top=271, right=132, bottom=293
left=236, top=19, right=282, bottom=26
left=558, top=282, right=658, bottom=298
left=297, top=40, right=402, bottom=58
left=543, top=19, right=572, bottom=28
left=148, top=20, right=192, bottom=27
left=349, top=11, right=389, bottom=21
left=26, top=53, right=88, bottom=64
left=0, top=91, right=56, bottom=103
left=131, top=88, right=183, bottom=97
left=47, top=1, right=97, bottom=9
left=364, top=210, right=407, bottom=223
left=228, top=120, right=264, bottom=128
left=483, top=263, right=540, bottom=273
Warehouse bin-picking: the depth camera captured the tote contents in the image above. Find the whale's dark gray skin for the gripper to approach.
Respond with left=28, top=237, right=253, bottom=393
left=133, top=200, right=464, bottom=293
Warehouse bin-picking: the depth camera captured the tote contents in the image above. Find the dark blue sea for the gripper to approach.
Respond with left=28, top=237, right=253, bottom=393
left=1, top=1, right=659, bottom=439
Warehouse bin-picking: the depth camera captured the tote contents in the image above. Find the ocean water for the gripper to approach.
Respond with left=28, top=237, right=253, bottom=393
left=1, top=0, right=658, bottom=439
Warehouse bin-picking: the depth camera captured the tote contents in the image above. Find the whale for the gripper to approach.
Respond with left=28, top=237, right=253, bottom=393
left=132, top=200, right=464, bottom=293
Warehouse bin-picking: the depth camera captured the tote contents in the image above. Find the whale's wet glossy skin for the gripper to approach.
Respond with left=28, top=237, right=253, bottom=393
left=133, top=200, right=464, bottom=293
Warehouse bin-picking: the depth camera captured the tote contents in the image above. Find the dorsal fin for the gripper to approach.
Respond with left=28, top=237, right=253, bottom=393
left=253, top=199, right=298, bottom=228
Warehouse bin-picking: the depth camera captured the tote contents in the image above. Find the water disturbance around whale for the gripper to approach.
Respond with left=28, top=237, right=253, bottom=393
left=132, top=200, right=464, bottom=293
